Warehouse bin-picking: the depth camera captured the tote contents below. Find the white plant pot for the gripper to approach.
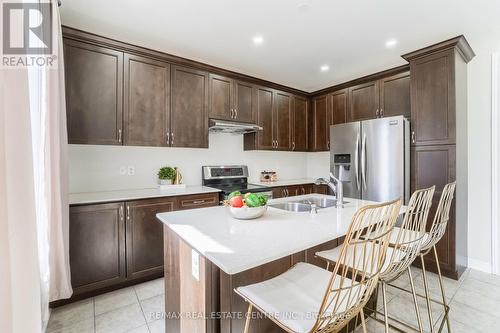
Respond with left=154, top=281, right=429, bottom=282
left=159, top=179, right=173, bottom=185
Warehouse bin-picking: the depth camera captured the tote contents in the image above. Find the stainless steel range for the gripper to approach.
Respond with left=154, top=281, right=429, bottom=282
left=202, top=165, right=273, bottom=202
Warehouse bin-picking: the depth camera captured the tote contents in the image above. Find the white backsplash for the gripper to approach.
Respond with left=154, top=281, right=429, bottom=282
left=69, top=133, right=330, bottom=193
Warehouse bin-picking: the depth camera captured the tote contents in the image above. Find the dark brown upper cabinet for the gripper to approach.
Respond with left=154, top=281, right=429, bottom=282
left=233, top=80, right=255, bottom=123
left=69, top=203, right=126, bottom=294
left=244, top=88, right=303, bottom=151
left=209, top=74, right=255, bottom=123
left=408, top=51, right=456, bottom=146
left=330, top=89, right=348, bottom=125
left=274, top=91, right=293, bottom=150
left=209, top=74, right=233, bottom=121
left=125, top=198, right=175, bottom=280
left=64, top=39, right=123, bottom=145
left=379, top=72, right=410, bottom=118
left=292, top=96, right=308, bottom=151
left=348, top=81, right=379, bottom=121
left=124, top=54, right=170, bottom=147
left=251, top=86, right=275, bottom=150
left=171, top=65, right=209, bottom=148
left=310, top=94, right=329, bottom=151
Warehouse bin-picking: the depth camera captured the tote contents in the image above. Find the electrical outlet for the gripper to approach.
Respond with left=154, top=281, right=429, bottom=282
left=119, top=166, right=127, bottom=175
left=127, top=166, right=135, bottom=176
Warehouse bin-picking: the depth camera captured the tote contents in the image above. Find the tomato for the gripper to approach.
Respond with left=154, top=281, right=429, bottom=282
left=229, top=195, right=244, bottom=208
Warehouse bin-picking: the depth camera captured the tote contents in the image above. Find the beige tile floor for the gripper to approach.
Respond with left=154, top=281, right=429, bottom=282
left=47, top=268, right=500, bottom=333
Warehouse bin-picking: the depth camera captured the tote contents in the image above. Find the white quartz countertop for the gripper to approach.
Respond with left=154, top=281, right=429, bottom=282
left=69, top=186, right=220, bottom=205
left=249, top=178, right=319, bottom=187
left=157, top=194, right=404, bottom=275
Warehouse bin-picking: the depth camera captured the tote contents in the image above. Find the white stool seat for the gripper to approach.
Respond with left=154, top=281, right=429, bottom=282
left=316, top=245, right=406, bottom=277
left=235, top=262, right=360, bottom=333
left=390, top=227, right=430, bottom=247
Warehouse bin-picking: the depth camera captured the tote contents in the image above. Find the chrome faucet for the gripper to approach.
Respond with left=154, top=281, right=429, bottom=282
left=315, top=172, right=344, bottom=208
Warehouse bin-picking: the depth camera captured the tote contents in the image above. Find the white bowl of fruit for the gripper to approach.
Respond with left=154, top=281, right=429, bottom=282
left=224, top=191, right=268, bottom=220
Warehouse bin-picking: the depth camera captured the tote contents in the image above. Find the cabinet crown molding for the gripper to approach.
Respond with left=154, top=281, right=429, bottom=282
left=401, top=35, right=475, bottom=63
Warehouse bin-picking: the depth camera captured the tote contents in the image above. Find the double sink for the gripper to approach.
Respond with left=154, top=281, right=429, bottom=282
left=269, top=196, right=348, bottom=212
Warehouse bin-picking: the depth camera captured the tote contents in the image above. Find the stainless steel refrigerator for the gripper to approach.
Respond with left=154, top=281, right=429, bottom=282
left=330, top=115, right=410, bottom=204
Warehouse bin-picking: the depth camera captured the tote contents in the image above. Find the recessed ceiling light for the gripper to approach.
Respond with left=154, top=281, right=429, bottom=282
left=385, top=39, right=398, bottom=48
left=320, top=65, right=330, bottom=72
left=252, top=35, right=264, bottom=46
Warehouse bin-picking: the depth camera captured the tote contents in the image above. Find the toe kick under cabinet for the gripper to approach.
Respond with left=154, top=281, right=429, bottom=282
left=57, top=192, right=218, bottom=306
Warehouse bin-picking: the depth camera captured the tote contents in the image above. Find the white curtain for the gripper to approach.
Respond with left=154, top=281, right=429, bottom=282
left=27, top=0, right=73, bottom=328
left=0, top=52, right=42, bottom=333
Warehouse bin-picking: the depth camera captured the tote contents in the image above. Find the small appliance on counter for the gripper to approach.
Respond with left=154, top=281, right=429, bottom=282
left=202, top=165, right=273, bottom=203
left=259, top=171, right=278, bottom=183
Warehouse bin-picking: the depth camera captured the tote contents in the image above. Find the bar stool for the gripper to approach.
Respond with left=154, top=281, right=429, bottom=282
left=235, top=199, right=401, bottom=333
left=416, top=181, right=456, bottom=333
left=316, top=186, right=435, bottom=333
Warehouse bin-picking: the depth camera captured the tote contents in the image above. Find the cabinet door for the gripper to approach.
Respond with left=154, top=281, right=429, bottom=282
left=126, top=198, right=174, bottom=280
left=124, top=54, right=170, bottom=146
left=349, top=81, right=379, bottom=121
left=171, top=66, right=209, bottom=148
left=298, top=184, right=314, bottom=195
left=70, top=203, right=126, bottom=294
left=254, top=87, right=275, bottom=150
left=209, top=74, right=233, bottom=121
left=233, top=80, right=254, bottom=123
left=312, top=94, right=329, bottom=151
left=410, top=50, right=455, bottom=145
left=380, top=72, right=410, bottom=118
left=272, top=187, right=285, bottom=198
left=331, top=89, right=348, bottom=125
left=275, top=91, right=292, bottom=150
left=411, top=145, right=456, bottom=275
left=64, top=39, right=123, bottom=145
left=292, top=96, right=308, bottom=151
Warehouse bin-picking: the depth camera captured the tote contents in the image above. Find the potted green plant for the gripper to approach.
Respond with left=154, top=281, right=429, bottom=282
left=158, top=166, right=176, bottom=185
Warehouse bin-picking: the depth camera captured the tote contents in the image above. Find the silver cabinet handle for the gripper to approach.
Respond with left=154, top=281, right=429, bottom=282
left=292, top=141, right=295, bottom=151
left=276, top=140, right=279, bottom=149
left=171, top=133, right=174, bottom=146
left=230, top=108, right=234, bottom=119
left=192, top=200, right=205, bottom=204
left=411, top=131, right=416, bottom=144
left=380, top=108, right=384, bottom=117
left=301, top=187, right=305, bottom=195
left=354, top=133, right=360, bottom=191
left=126, top=205, right=130, bottom=220
left=119, top=205, right=124, bottom=221
left=286, top=189, right=289, bottom=197
left=361, top=133, right=367, bottom=190
left=166, top=131, right=170, bottom=145
left=118, top=129, right=122, bottom=143
left=376, top=109, right=379, bottom=117
left=234, top=108, right=238, bottom=119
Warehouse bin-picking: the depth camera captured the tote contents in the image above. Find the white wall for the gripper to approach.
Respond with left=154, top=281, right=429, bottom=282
left=466, top=30, right=500, bottom=273
left=69, top=133, right=312, bottom=192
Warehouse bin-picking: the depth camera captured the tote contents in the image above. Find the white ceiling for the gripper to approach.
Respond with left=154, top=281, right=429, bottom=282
left=59, top=0, right=500, bottom=92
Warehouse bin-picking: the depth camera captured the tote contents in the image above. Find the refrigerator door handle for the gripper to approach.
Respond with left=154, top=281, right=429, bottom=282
left=361, top=133, right=367, bottom=190
left=354, top=134, right=360, bottom=190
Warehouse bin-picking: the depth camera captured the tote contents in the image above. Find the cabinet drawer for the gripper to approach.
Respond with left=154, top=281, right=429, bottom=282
left=176, top=193, right=219, bottom=210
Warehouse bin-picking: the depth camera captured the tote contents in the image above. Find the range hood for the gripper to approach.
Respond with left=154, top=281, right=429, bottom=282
left=209, top=119, right=263, bottom=134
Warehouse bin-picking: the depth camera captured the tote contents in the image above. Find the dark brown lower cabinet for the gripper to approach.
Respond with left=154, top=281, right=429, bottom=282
left=411, top=144, right=462, bottom=279
left=126, top=198, right=175, bottom=280
left=272, top=183, right=323, bottom=198
left=58, top=193, right=219, bottom=307
left=69, top=203, right=126, bottom=294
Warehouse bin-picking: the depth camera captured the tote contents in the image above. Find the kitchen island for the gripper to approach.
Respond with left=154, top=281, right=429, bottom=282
left=156, top=194, right=391, bottom=333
